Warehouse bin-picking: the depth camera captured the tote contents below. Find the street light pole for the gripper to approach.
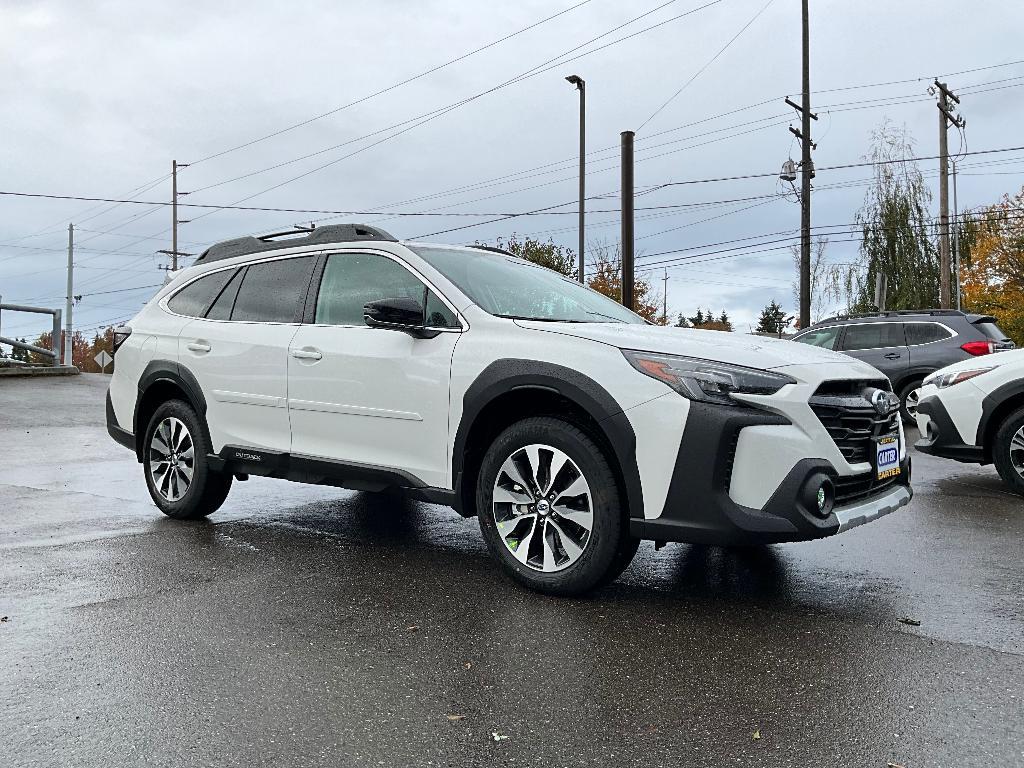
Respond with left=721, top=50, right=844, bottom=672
left=566, top=75, right=586, bottom=284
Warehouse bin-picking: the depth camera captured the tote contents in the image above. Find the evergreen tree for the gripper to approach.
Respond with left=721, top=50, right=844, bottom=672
left=755, top=300, right=789, bottom=335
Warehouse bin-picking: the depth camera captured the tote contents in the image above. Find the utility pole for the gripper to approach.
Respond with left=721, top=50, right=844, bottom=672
left=792, top=0, right=815, bottom=329
left=952, top=158, right=961, bottom=310
left=170, top=159, right=191, bottom=271
left=662, top=268, right=668, bottom=325
left=566, top=75, right=586, bottom=283
left=935, top=80, right=963, bottom=309
left=621, top=130, right=635, bottom=311
left=64, top=223, right=74, bottom=366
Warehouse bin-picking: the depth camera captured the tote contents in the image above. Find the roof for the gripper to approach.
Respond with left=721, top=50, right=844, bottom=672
left=193, top=223, right=398, bottom=265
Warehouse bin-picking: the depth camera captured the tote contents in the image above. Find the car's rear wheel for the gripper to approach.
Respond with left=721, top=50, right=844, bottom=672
left=476, top=417, right=632, bottom=596
left=899, top=380, right=923, bottom=425
left=143, top=399, right=232, bottom=519
left=992, top=406, right=1024, bottom=496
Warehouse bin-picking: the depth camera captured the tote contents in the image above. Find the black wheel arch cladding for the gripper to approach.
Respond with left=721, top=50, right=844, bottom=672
left=453, top=359, right=645, bottom=520
left=135, top=359, right=209, bottom=459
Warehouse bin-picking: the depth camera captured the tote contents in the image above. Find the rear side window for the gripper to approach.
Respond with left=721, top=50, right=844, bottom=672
left=167, top=270, right=234, bottom=318
left=206, top=268, right=243, bottom=321
left=840, top=322, right=905, bottom=351
left=905, top=322, right=953, bottom=346
left=794, top=326, right=841, bottom=350
left=315, top=252, right=456, bottom=328
left=231, top=257, right=315, bottom=323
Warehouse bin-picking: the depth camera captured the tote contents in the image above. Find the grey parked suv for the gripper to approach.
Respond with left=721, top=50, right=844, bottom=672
left=792, top=310, right=1014, bottom=422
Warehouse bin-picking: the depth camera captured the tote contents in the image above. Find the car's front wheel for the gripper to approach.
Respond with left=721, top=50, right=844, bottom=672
left=899, top=380, right=923, bottom=425
left=992, top=406, right=1024, bottom=496
left=476, top=417, right=633, bottom=596
left=143, top=399, right=232, bottom=519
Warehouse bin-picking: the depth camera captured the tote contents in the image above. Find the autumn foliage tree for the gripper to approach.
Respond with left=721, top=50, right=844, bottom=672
left=482, top=233, right=577, bottom=279
left=585, top=241, right=664, bottom=324
left=961, top=187, right=1024, bottom=344
left=31, top=326, right=115, bottom=371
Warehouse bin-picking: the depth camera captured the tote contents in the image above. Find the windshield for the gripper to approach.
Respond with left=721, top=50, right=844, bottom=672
left=409, top=245, right=646, bottom=324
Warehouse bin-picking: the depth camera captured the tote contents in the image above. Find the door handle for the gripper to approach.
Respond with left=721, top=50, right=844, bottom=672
left=187, top=341, right=211, bottom=353
left=290, top=347, right=323, bottom=361
left=883, top=352, right=901, bottom=360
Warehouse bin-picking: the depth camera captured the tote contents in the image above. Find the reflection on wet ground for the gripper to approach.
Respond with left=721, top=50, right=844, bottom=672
left=2, top=375, right=1022, bottom=767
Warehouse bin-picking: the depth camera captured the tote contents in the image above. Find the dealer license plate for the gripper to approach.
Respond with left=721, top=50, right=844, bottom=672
left=875, top=433, right=901, bottom=480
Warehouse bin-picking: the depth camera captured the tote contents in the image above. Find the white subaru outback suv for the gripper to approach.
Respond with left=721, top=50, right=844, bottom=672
left=107, top=224, right=913, bottom=595
left=914, top=348, right=1024, bottom=493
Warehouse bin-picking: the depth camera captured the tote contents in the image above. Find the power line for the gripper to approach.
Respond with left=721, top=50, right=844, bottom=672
left=637, top=0, right=776, bottom=131
left=188, top=0, right=597, bottom=166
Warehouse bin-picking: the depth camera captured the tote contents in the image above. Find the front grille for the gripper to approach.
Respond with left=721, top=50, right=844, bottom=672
left=809, top=380, right=899, bottom=464
left=833, top=471, right=898, bottom=505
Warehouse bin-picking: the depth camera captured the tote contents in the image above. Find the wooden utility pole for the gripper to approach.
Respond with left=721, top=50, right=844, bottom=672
left=797, top=0, right=812, bottom=329
left=935, top=81, right=963, bottom=309
left=169, top=159, right=191, bottom=271
left=662, top=268, right=668, bottom=325
left=621, top=130, right=635, bottom=311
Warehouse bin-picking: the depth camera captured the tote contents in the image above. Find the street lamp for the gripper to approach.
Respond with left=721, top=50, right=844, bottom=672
left=566, top=74, right=585, bottom=283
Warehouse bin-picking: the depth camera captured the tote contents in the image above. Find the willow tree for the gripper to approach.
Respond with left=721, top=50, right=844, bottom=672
left=843, top=121, right=941, bottom=311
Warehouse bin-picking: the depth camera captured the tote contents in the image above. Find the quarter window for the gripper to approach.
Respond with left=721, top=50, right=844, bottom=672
left=905, top=322, right=953, bottom=345
left=231, top=257, right=315, bottom=323
left=205, top=268, right=243, bottom=321
left=315, top=253, right=456, bottom=328
left=840, top=322, right=905, bottom=351
left=167, top=270, right=234, bottom=318
left=794, top=326, right=841, bottom=350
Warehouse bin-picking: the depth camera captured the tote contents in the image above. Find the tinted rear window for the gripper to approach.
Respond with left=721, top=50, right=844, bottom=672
left=168, top=270, right=234, bottom=318
left=974, top=321, right=1010, bottom=342
left=231, top=257, right=315, bottom=323
left=841, top=322, right=905, bottom=351
left=905, top=322, right=953, bottom=345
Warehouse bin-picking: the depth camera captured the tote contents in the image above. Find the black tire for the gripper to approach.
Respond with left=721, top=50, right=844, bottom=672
left=992, top=406, right=1024, bottom=496
left=476, top=417, right=632, bottom=596
left=898, top=380, right=922, bottom=425
left=142, top=399, right=232, bottom=519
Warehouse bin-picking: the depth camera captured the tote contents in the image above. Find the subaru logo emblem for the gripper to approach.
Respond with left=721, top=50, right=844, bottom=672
left=868, top=388, right=898, bottom=415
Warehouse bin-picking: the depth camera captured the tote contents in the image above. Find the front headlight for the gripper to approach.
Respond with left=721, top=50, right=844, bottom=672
left=622, top=350, right=796, bottom=406
left=922, top=367, right=995, bottom=389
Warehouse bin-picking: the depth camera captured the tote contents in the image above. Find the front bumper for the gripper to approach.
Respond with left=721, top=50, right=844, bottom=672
left=629, top=399, right=913, bottom=546
left=914, top=394, right=986, bottom=464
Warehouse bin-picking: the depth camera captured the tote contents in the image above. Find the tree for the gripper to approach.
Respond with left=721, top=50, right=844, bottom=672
left=961, top=187, right=1024, bottom=344
left=755, top=299, right=790, bottom=335
left=790, top=236, right=836, bottom=322
left=483, top=233, right=577, bottom=278
left=675, top=313, right=690, bottom=328
left=10, top=339, right=31, bottom=363
left=586, top=241, right=664, bottom=324
left=839, top=121, right=942, bottom=312
left=685, top=308, right=732, bottom=332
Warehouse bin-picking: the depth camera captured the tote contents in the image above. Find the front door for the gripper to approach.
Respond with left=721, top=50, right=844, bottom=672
left=837, top=321, right=910, bottom=385
left=287, top=251, right=462, bottom=489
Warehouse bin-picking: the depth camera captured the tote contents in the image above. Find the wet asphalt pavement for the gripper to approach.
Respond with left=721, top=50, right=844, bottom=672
left=1, top=374, right=1022, bottom=768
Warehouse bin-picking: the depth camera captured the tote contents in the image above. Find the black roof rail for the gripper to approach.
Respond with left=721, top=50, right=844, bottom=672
left=194, top=223, right=398, bottom=264
left=815, top=308, right=968, bottom=324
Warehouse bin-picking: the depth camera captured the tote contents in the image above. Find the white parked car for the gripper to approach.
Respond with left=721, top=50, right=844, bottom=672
left=914, top=348, right=1024, bottom=493
left=107, top=224, right=913, bottom=595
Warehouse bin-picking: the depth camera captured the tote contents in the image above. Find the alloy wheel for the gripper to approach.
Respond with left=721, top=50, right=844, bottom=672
left=492, top=443, right=594, bottom=573
left=149, top=416, right=195, bottom=502
left=1009, top=426, right=1024, bottom=478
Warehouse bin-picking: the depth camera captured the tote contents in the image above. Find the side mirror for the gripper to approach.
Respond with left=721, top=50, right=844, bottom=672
left=364, top=297, right=436, bottom=338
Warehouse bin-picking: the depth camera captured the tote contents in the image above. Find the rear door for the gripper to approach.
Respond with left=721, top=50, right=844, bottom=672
left=837, top=321, right=909, bottom=384
left=286, top=251, right=462, bottom=488
left=179, top=255, right=316, bottom=453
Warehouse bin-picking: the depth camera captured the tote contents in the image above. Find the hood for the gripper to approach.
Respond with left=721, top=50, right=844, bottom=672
left=929, top=347, right=1024, bottom=379
left=514, top=321, right=866, bottom=371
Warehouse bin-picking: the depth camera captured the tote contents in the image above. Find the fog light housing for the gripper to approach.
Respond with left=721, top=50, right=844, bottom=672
left=801, top=474, right=834, bottom=519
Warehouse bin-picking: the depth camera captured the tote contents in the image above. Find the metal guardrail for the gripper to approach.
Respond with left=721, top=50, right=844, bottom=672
left=0, top=300, right=63, bottom=364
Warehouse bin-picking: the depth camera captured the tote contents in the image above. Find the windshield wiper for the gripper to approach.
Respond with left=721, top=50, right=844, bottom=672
left=499, top=315, right=586, bottom=323
left=583, top=310, right=628, bottom=323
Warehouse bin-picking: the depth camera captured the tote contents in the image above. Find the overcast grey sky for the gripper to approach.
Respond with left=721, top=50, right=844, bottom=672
left=2, top=0, right=1023, bottom=340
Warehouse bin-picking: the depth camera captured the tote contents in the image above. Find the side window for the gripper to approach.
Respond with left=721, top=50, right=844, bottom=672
left=315, top=252, right=455, bottom=328
left=205, top=268, right=243, bottom=321
left=794, top=326, right=841, bottom=350
left=841, top=322, right=906, bottom=352
left=167, top=270, right=234, bottom=318
left=906, top=322, right=953, bottom=346
left=231, top=256, right=315, bottom=323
